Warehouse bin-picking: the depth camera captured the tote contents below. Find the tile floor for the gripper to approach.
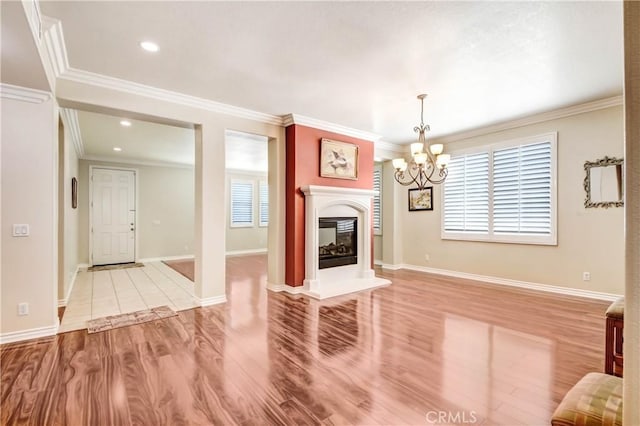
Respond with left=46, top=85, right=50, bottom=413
left=59, top=261, right=198, bottom=333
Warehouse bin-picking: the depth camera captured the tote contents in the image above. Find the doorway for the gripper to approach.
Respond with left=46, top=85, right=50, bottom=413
left=90, top=167, right=137, bottom=266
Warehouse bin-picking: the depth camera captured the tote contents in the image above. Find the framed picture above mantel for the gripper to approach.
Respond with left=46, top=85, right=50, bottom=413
left=408, top=187, right=433, bottom=211
left=320, top=138, right=358, bottom=180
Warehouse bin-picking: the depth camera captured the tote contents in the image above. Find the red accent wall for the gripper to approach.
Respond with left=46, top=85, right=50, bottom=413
left=285, top=124, right=374, bottom=286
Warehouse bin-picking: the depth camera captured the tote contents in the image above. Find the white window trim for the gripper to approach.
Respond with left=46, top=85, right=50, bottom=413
left=373, top=167, right=383, bottom=236
left=441, top=132, right=557, bottom=246
left=230, top=179, right=255, bottom=228
left=259, top=180, right=269, bottom=228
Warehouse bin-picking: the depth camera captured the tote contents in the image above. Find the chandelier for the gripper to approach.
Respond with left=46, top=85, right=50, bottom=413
left=392, top=94, right=450, bottom=190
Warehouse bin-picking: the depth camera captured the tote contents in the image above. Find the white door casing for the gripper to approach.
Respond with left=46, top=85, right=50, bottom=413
left=91, top=168, right=136, bottom=265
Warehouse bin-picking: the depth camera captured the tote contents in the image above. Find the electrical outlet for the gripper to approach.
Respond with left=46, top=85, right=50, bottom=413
left=583, top=272, right=591, bottom=281
left=12, top=224, right=30, bottom=237
left=18, top=303, right=29, bottom=316
left=424, top=254, right=430, bottom=262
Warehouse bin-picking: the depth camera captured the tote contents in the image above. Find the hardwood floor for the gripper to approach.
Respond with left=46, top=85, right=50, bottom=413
left=1, top=255, right=610, bottom=425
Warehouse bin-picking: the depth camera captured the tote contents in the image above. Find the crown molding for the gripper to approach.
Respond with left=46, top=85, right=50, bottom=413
left=60, top=67, right=283, bottom=126
left=23, top=0, right=43, bottom=44
left=374, top=140, right=405, bottom=155
left=41, top=16, right=70, bottom=78
left=433, top=95, right=624, bottom=144
left=81, top=155, right=194, bottom=169
left=282, top=113, right=381, bottom=142
left=0, top=83, right=51, bottom=103
left=59, top=107, right=84, bottom=157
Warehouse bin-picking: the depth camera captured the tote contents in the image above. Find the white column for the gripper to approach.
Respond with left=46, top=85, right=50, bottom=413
left=624, top=2, right=640, bottom=424
left=194, top=123, right=227, bottom=306
left=267, top=133, right=287, bottom=287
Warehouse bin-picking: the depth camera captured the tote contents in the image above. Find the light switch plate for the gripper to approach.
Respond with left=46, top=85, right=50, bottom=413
left=12, top=224, right=29, bottom=237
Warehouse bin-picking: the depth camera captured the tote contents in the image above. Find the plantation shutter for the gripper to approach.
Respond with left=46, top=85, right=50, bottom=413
left=443, top=152, right=489, bottom=232
left=230, top=180, right=254, bottom=227
left=373, top=169, right=382, bottom=234
left=493, top=141, right=552, bottom=235
left=259, top=181, right=269, bottom=226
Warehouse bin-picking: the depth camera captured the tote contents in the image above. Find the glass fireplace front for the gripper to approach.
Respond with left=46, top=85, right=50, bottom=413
left=318, top=217, right=357, bottom=269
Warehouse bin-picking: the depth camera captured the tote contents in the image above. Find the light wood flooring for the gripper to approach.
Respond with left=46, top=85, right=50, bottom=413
left=1, top=255, right=610, bottom=425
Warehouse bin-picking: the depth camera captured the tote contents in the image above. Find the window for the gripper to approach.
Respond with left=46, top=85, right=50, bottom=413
left=442, top=132, right=557, bottom=245
left=259, top=181, right=269, bottom=227
left=373, top=167, right=382, bottom=235
left=230, top=180, right=254, bottom=227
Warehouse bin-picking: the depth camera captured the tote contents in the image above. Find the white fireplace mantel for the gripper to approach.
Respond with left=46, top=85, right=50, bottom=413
left=300, top=185, right=390, bottom=299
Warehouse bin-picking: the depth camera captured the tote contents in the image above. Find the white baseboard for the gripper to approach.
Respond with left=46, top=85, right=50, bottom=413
left=138, top=255, right=194, bottom=263
left=197, top=295, right=227, bottom=307
left=374, top=259, right=383, bottom=266
left=266, top=282, right=305, bottom=295
left=0, top=323, right=59, bottom=345
left=395, top=263, right=622, bottom=302
left=380, top=263, right=403, bottom=271
left=58, top=264, right=81, bottom=307
left=225, top=248, right=267, bottom=257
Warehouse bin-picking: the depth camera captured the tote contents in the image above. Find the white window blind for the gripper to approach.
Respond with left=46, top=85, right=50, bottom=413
left=230, top=180, right=254, bottom=227
left=373, top=168, right=382, bottom=235
left=493, top=142, right=552, bottom=235
left=259, top=181, right=269, bottom=227
left=443, top=152, right=489, bottom=233
left=442, top=133, right=556, bottom=245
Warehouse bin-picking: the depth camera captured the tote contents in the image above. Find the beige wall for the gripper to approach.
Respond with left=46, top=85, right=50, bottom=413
left=1, top=96, right=57, bottom=335
left=226, top=170, right=268, bottom=253
left=78, top=160, right=195, bottom=263
left=381, top=160, right=404, bottom=266
left=398, top=105, right=624, bottom=295
left=59, top=122, right=80, bottom=302
left=373, top=235, right=382, bottom=262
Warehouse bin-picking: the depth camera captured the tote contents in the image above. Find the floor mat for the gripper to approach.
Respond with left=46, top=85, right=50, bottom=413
left=87, top=305, right=178, bottom=333
left=87, top=262, right=145, bottom=272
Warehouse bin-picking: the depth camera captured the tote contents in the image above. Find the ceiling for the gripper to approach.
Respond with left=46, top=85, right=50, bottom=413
left=77, top=110, right=195, bottom=166
left=225, top=131, right=268, bottom=172
left=77, top=111, right=267, bottom=170
left=40, top=2, right=623, bottom=143
left=1, top=1, right=49, bottom=91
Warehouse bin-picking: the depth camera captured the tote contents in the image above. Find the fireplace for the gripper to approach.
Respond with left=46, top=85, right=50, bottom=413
left=318, top=217, right=357, bottom=269
left=297, top=185, right=391, bottom=299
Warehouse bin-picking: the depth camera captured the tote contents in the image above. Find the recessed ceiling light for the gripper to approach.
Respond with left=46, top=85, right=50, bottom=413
left=140, top=41, right=159, bottom=52
left=120, top=120, right=132, bottom=127
left=113, top=147, right=122, bottom=152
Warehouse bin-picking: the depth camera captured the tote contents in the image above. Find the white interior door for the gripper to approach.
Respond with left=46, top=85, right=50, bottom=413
left=91, top=168, right=136, bottom=265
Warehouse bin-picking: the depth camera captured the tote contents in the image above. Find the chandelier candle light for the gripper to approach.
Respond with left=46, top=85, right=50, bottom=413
left=392, top=94, right=450, bottom=190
